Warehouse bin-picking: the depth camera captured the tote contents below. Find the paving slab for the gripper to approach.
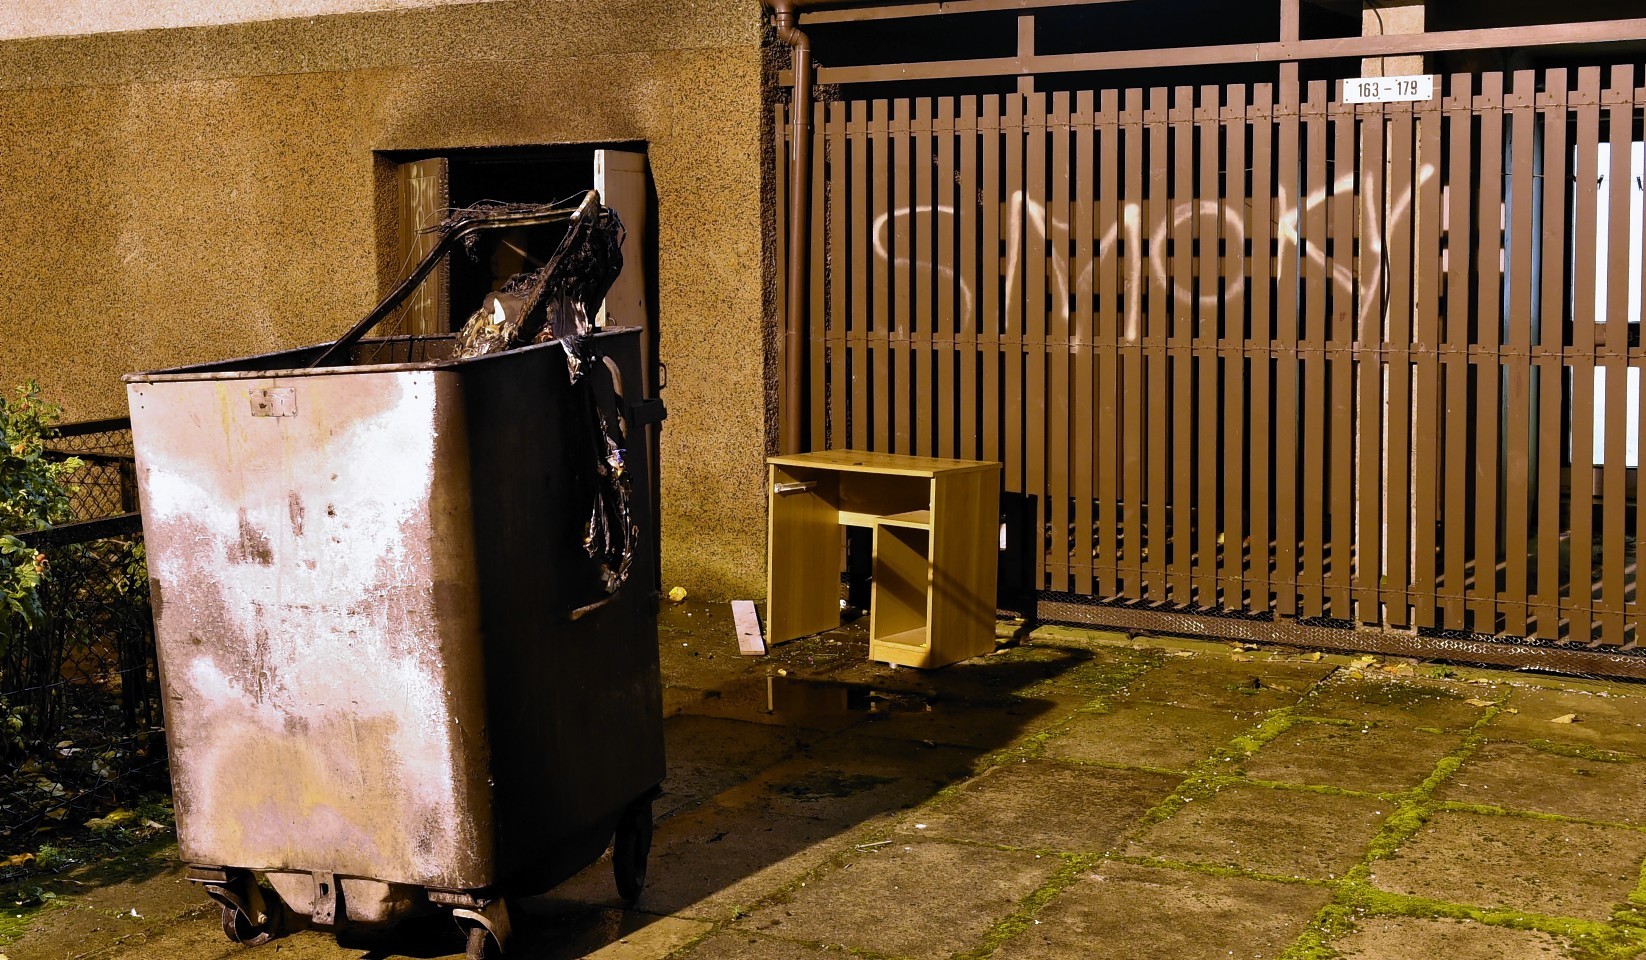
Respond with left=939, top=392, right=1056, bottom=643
left=819, top=637, right=1132, bottom=705
left=541, top=801, right=851, bottom=923
left=1332, top=916, right=1567, bottom=960
left=848, top=694, right=1075, bottom=751
left=736, top=841, right=1057, bottom=958
left=1114, top=655, right=1335, bottom=714
left=503, top=909, right=713, bottom=960
left=1370, top=809, right=1646, bottom=920
left=677, top=933, right=839, bottom=959
left=1439, top=740, right=1646, bottom=826
left=908, top=760, right=1179, bottom=852
left=712, top=731, right=980, bottom=827
left=1297, top=674, right=1491, bottom=730
left=1125, top=782, right=1391, bottom=880
left=1042, top=702, right=1259, bottom=772
left=1486, top=686, right=1646, bottom=754
left=658, top=715, right=810, bottom=818
left=992, top=860, right=1330, bottom=960
left=1243, top=721, right=1463, bottom=793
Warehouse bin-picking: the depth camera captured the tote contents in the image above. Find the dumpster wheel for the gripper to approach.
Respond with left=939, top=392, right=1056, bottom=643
left=464, top=924, right=497, bottom=960
left=613, top=793, right=654, bottom=904
left=188, top=867, right=280, bottom=946
left=220, top=902, right=277, bottom=946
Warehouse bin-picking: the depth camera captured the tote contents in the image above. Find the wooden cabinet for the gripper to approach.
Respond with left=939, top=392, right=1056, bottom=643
left=766, top=451, right=1001, bottom=669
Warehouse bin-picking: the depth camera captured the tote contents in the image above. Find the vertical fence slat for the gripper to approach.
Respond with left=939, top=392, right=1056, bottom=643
left=1006, top=94, right=1027, bottom=517
left=958, top=96, right=980, bottom=461
left=1570, top=67, right=1600, bottom=644
left=1074, top=90, right=1097, bottom=597
left=1047, top=91, right=1072, bottom=591
left=1302, top=81, right=1328, bottom=618
left=1196, top=84, right=1222, bottom=607
left=1222, top=84, right=1248, bottom=610
left=1329, top=95, right=1355, bottom=618
left=893, top=99, right=915, bottom=453
left=850, top=100, right=870, bottom=451
left=1413, top=96, right=1443, bottom=629
left=1442, top=73, right=1473, bottom=630
left=1385, top=101, right=1415, bottom=627
left=1124, top=89, right=1148, bottom=599
left=1502, top=71, right=1537, bottom=638
left=1275, top=77, right=1302, bottom=617
left=1147, top=86, right=1171, bottom=600
left=1636, top=76, right=1646, bottom=649
left=982, top=95, right=1003, bottom=465
left=937, top=96, right=958, bottom=460
left=914, top=98, right=935, bottom=457
left=1171, top=85, right=1195, bottom=602
left=1250, top=83, right=1275, bottom=615
left=1534, top=71, right=1568, bottom=639
left=872, top=99, right=892, bottom=452
left=828, top=104, right=848, bottom=452
left=810, top=101, right=829, bottom=451
left=1096, top=90, right=1120, bottom=598
left=1600, top=65, right=1633, bottom=646
left=1356, top=99, right=1385, bottom=624
left=1026, top=92, right=1050, bottom=589
left=1473, top=72, right=1505, bottom=635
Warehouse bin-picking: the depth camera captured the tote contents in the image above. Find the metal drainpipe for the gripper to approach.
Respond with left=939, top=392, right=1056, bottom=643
left=769, top=0, right=812, bottom=454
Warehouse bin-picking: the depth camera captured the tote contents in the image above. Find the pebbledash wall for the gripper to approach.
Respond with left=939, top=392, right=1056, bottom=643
left=0, top=0, right=773, bottom=597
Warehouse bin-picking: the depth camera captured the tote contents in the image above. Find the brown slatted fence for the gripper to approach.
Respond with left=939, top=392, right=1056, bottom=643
left=779, top=64, right=1646, bottom=650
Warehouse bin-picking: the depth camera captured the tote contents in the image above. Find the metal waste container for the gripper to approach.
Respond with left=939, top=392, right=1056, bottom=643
left=125, top=326, right=665, bottom=957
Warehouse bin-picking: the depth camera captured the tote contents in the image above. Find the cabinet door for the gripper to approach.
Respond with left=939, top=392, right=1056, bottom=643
left=767, top=466, right=842, bottom=644
left=594, top=149, right=650, bottom=332
left=396, top=156, right=450, bottom=336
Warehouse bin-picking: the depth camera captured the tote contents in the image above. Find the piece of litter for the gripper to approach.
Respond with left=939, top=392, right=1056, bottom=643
left=856, top=840, right=894, bottom=850
left=1302, top=651, right=1323, bottom=661
left=1549, top=713, right=1579, bottom=724
left=1465, top=699, right=1494, bottom=708
left=732, top=600, right=766, bottom=657
left=915, top=823, right=927, bottom=829
left=129, top=908, right=142, bottom=918
left=667, top=585, right=688, bottom=603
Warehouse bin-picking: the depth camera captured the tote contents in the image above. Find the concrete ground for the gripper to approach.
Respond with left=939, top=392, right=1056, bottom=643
left=9, top=601, right=1646, bottom=960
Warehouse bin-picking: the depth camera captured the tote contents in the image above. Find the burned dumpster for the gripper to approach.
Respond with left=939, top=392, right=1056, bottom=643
left=124, top=192, right=665, bottom=958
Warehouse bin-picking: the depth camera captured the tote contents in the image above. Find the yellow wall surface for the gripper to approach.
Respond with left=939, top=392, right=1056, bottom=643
left=0, top=0, right=773, bottom=597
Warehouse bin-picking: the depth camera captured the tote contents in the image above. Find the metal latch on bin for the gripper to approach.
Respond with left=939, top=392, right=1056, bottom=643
left=310, top=871, right=339, bottom=926
left=631, top=398, right=667, bottom=427
left=250, top=388, right=296, bottom=418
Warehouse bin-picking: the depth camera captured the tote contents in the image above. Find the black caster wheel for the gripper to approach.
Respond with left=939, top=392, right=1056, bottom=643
left=613, top=794, right=654, bottom=904
left=220, top=902, right=275, bottom=946
left=465, top=923, right=499, bottom=960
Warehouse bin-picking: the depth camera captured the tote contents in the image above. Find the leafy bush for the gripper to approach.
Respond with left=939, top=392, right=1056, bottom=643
left=0, top=383, right=80, bottom=643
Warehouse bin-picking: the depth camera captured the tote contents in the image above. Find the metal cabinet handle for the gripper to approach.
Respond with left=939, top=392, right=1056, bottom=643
left=773, top=481, right=818, bottom=495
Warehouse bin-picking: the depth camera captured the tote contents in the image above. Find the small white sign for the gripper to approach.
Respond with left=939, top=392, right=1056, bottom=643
left=1342, top=74, right=1434, bottom=104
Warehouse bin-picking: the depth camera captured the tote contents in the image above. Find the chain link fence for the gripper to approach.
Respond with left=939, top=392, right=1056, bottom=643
left=1, top=420, right=168, bottom=878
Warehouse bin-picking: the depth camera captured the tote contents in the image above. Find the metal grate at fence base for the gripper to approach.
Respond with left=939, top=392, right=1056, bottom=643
left=1036, top=592, right=1646, bottom=682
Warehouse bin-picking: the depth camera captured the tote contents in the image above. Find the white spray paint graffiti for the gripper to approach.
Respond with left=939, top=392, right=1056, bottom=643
left=866, top=157, right=1441, bottom=338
